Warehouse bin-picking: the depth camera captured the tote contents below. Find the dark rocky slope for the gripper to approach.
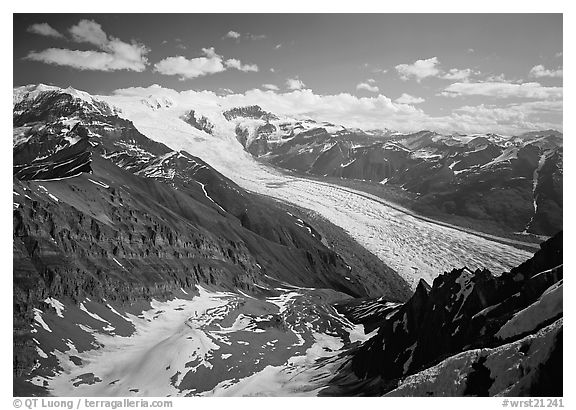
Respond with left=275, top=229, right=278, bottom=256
left=325, top=232, right=562, bottom=396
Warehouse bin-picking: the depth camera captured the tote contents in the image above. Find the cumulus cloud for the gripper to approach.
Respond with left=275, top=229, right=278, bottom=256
left=154, top=48, right=258, bottom=79
left=485, top=73, right=512, bottom=83
left=356, top=82, right=379, bottom=93
left=286, top=78, right=306, bottom=90
left=224, top=30, right=241, bottom=39
left=69, top=19, right=108, bottom=46
left=395, top=57, right=440, bottom=81
left=441, top=81, right=562, bottom=99
left=154, top=47, right=225, bottom=79
left=446, top=100, right=563, bottom=134
left=396, top=57, right=477, bottom=82
left=27, top=23, right=63, bottom=38
left=262, top=84, right=279, bottom=91
left=110, top=84, right=562, bottom=135
left=26, top=47, right=147, bottom=72
left=25, top=19, right=149, bottom=72
left=395, top=93, right=425, bottom=104
left=224, top=58, right=258, bottom=72
left=223, top=31, right=266, bottom=41
left=441, top=68, right=474, bottom=81
left=275, top=44, right=282, bottom=49
left=529, top=64, right=563, bottom=78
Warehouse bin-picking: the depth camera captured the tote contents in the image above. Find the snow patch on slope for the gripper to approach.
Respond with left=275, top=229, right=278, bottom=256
left=496, top=280, right=562, bottom=340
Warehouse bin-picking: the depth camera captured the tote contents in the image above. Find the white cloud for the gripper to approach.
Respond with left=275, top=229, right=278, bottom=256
left=25, top=19, right=149, bottom=72
left=224, top=58, right=258, bottom=72
left=456, top=100, right=562, bottom=117
left=69, top=19, right=108, bottom=46
left=356, top=82, right=379, bottom=93
left=248, top=33, right=267, bottom=40
left=441, top=68, right=474, bottom=81
left=154, top=48, right=258, bottom=79
left=396, top=57, right=477, bottom=82
left=275, top=44, right=282, bottom=49
left=154, top=48, right=225, bottom=79
left=224, top=30, right=241, bottom=39
left=529, top=64, right=563, bottom=78
left=286, top=78, right=306, bottom=90
left=485, top=73, right=512, bottom=83
left=26, top=47, right=148, bottom=72
left=395, top=57, right=440, bottom=81
left=441, top=81, right=562, bottom=100
left=218, top=88, right=235, bottom=95
left=262, top=84, right=279, bottom=91
left=223, top=31, right=266, bottom=41
left=27, top=23, right=63, bottom=38
left=395, top=93, right=425, bottom=104
left=446, top=100, right=563, bottom=134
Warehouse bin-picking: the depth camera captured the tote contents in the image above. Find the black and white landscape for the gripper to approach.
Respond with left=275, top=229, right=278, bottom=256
left=13, top=14, right=563, bottom=397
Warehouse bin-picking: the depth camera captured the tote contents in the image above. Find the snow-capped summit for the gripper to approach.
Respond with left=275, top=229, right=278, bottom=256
left=13, top=84, right=120, bottom=118
left=140, top=94, right=176, bottom=110
left=13, top=83, right=61, bottom=105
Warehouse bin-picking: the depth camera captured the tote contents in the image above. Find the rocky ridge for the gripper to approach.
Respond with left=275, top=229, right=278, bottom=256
left=325, top=232, right=562, bottom=396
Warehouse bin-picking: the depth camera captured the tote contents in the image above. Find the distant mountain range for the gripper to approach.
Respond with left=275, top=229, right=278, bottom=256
left=226, top=105, right=562, bottom=236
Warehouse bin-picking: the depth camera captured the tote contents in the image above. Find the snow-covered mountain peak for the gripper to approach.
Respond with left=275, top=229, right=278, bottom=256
left=14, top=84, right=120, bottom=118
left=140, top=94, right=176, bottom=110
left=13, top=83, right=61, bottom=106
left=62, top=86, right=99, bottom=105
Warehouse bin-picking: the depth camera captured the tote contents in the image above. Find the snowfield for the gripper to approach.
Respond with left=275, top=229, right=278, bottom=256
left=101, top=95, right=532, bottom=288
left=30, top=285, right=370, bottom=396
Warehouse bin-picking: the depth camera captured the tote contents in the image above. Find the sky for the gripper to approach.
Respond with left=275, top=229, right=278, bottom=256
left=13, top=13, right=563, bottom=134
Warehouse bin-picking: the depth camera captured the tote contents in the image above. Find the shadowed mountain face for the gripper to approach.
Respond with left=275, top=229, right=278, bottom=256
left=325, top=232, right=562, bottom=396
left=227, top=109, right=562, bottom=236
